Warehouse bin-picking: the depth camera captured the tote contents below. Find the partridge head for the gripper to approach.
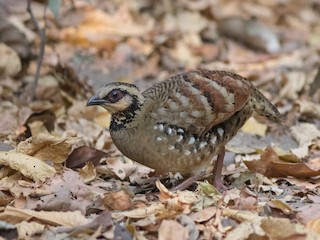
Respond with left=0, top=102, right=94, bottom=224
left=87, top=70, right=283, bottom=190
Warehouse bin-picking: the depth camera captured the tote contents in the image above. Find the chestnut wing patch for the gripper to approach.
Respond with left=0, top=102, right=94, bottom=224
left=143, top=70, right=252, bottom=135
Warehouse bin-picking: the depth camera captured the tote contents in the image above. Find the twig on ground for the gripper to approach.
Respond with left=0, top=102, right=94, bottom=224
left=27, top=0, right=47, bottom=100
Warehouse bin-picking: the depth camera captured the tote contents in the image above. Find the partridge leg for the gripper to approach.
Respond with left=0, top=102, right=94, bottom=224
left=171, top=147, right=228, bottom=192
left=211, top=146, right=228, bottom=191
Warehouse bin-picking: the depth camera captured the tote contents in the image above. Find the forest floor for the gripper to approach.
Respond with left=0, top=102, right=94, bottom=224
left=0, top=0, right=320, bottom=239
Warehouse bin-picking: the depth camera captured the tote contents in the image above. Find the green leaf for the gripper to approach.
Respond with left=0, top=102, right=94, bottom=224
left=48, top=0, right=61, bottom=19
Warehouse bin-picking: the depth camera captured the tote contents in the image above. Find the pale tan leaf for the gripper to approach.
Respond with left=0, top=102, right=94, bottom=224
left=268, top=199, right=294, bottom=215
left=3, top=207, right=88, bottom=227
left=16, top=221, right=45, bottom=239
left=79, top=162, right=97, bottom=183
left=290, top=123, right=320, bottom=146
left=241, top=117, right=267, bottom=136
left=222, top=208, right=258, bottom=222
left=225, top=221, right=265, bottom=240
left=16, top=133, right=78, bottom=163
left=261, top=218, right=306, bottom=239
left=306, top=218, right=320, bottom=233
left=0, top=151, right=56, bottom=181
left=0, top=43, right=21, bottom=76
left=112, top=202, right=165, bottom=219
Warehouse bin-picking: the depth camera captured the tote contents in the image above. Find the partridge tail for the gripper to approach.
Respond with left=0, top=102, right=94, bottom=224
left=250, top=88, right=284, bottom=123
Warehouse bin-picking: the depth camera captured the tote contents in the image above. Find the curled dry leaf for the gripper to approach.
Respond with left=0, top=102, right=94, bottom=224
left=16, top=133, right=78, bottom=164
left=79, top=162, right=97, bottom=183
left=104, top=157, right=138, bottom=180
left=244, top=147, right=320, bottom=178
left=24, top=110, right=56, bottom=138
left=156, top=180, right=177, bottom=200
left=0, top=151, right=56, bottom=182
left=156, top=180, right=198, bottom=216
left=0, top=207, right=88, bottom=227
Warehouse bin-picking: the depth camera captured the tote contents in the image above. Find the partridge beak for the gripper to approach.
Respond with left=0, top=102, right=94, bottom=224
left=86, top=95, right=108, bottom=106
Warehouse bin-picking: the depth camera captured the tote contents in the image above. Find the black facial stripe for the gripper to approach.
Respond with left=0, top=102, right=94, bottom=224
left=110, top=95, right=141, bottom=131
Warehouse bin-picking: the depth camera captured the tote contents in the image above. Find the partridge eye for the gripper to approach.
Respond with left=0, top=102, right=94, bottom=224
left=106, top=89, right=125, bottom=103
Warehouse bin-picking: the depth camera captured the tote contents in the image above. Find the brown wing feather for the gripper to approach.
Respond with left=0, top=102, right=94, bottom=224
left=142, top=70, right=252, bottom=135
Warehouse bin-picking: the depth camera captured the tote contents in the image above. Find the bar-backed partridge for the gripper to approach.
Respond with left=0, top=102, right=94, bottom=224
left=87, top=70, right=283, bottom=190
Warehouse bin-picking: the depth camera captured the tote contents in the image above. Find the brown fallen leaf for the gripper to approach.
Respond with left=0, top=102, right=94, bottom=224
left=16, top=133, right=78, bottom=164
left=103, top=190, right=132, bottom=211
left=189, top=206, right=217, bottom=223
left=0, top=151, right=56, bottom=182
left=66, top=146, right=107, bottom=168
left=158, top=220, right=189, bottom=240
left=244, top=147, right=320, bottom=177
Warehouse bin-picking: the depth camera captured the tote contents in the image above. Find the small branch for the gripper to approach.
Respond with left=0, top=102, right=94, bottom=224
left=27, top=0, right=47, bottom=100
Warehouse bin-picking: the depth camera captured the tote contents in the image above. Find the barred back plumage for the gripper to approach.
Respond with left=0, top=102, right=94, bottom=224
left=87, top=70, right=283, bottom=190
